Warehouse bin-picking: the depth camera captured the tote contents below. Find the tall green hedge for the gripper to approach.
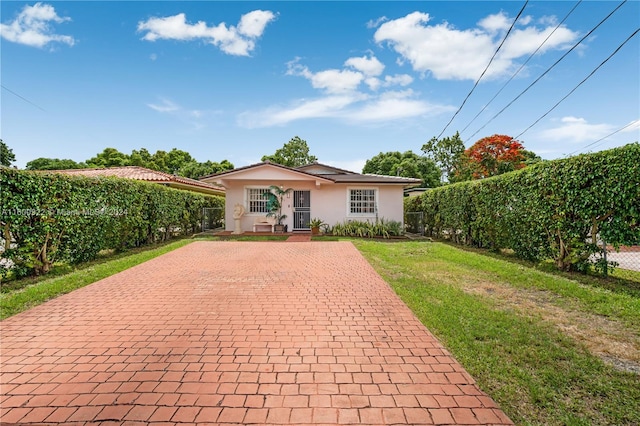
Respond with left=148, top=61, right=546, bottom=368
left=405, top=143, right=640, bottom=272
left=0, top=169, right=223, bottom=277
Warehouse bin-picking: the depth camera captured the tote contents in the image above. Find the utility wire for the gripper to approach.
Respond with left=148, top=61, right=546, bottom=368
left=435, top=0, right=529, bottom=140
left=514, top=28, right=639, bottom=141
left=467, top=0, right=627, bottom=141
left=460, top=0, right=582, bottom=136
left=566, top=119, right=639, bottom=157
left=1, top=85, right=46, bottom=112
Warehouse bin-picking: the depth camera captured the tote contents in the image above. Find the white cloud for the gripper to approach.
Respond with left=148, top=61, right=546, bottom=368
left=345, top=90, right=448, bottom=122
left=364, top=77, right=381, bottom=91
left=622, top=119, right=640, bottom=133
left=374, top=10, right=579, bottom=81
left=539, top=117, right=615, bottom=143
left=384, top=74, right=413, bottom=86
left=345, top=55, right=385, bottom=76
left=478, top=12, right=511, bottom=33
left=357, top=74, right=414, bottom=91
left=237, top=89, right=453, bottom=128
left=311, top=69, right=364, bottom=94
left=237, top=95, right=362, bottom=127
left=147, top=97, right=220, bottom=130
left=519, top=15, right=533, bottom=26
left=374, top=12, right=496, bottom=80
left=287, top=59, right=364, bottom=94
left=538, top=15, right=559, bottom=26
left=0, top=2, right=75, bottom=48
left=147, top=98, right=180, bottom=113
left=501, top=26, right=577, bottom=59
left=137, top=10, right=276, bottom=56
left=240, top=50, right=456, bottom=128
left=238, top=10, right=276, bottom=37
left=367, top=16, right=388, bottom=29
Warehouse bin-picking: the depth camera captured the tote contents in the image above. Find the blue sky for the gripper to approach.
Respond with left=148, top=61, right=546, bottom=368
left=1, top=1, right=638, bottom=171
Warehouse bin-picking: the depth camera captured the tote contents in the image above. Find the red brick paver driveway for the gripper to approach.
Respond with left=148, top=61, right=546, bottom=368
left=1, top=241, right=512, bottom=425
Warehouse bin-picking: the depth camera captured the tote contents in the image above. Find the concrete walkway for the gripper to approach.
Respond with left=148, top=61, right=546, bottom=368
left=1, top=241, right=512, bottom=425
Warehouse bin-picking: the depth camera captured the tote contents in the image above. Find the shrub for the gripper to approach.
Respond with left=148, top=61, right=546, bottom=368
left=0, top=169, right=223, bottom=277
left=407, top=143, right=640, bottom=272
left=331, top=218, right=403, bottom=239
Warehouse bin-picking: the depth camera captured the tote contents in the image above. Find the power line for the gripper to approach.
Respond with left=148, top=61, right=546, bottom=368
left=1, top=85, right=46, bottom=112
left=513, top=27, right=639, bottom=140
left=434, top=0, right=529, bottom=140
left=566, top=120, right=639, bottom=157
left=460, top=0, right=583, bottom=136
left=466, top=0, right=627, bottom=141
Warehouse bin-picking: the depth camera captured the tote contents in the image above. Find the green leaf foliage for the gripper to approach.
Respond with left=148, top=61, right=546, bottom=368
left=261, top=136, right=317, bottom=167
left=331, top=218, right=403, bottom=239
left=362, top=150, right=441, bottom=188
left=26, top=157, right=86, bottom=170
left=0, top=169, right=223, bottom=278
left=0, top=139, right=16, bottom=167
left=405, top=143, right=640, bottom=272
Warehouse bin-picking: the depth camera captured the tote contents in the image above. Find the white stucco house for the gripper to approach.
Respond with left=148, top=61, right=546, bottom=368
left=200, top=161, right=420, bottom=233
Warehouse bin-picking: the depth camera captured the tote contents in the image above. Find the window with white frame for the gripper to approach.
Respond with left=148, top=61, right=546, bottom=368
left=246, top=187, right=270, bottom=213
left=349, top=188, right=377, bottom=215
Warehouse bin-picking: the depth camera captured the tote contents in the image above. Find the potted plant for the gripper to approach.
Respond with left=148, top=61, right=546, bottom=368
left=264, top=185, right=292, bottom=233
left=308, top=218, right=326, bottom=235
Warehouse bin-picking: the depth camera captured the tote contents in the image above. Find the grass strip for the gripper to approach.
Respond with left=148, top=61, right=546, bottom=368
left=1, top=239, right=193, bottom=320
left=355, top=240, right=640, bottom=425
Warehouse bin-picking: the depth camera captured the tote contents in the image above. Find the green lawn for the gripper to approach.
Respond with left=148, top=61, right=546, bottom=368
left=354, top=240, right=640, bottom=425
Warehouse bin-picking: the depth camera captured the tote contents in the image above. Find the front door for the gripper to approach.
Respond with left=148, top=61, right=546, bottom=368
left=293, top=190, right=311, bottom=230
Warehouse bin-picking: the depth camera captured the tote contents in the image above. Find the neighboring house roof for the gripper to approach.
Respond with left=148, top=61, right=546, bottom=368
left=44, top=166, right=225, bottom=196
left=201, top=161, right=421, bottom=187
left=404, top=187, right=431, bottom=197
left=296, top=163, right=357, bottom=175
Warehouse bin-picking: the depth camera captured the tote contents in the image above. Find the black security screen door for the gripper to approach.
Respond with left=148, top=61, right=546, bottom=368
left=293, top=190, right=311, bottom=230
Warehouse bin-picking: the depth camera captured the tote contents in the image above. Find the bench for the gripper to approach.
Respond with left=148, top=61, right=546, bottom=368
left=253, top=218, right=275, bottom=233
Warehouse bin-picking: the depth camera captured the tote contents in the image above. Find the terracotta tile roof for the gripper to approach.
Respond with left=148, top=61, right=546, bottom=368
left=46, top=166, right=225, bottom=195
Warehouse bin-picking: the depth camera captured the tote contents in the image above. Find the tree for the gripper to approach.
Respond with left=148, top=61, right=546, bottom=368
left=85, top=148, right=130, bottom=168
left=522, top=149, right=543, bottom=166
left=129, top=148, right=155, bottom=168
left=26, top=158, right=85, bottom=170
left=362, top=151, right=441, bottom=188
left=421, top=132, right=466, bottom=183
left=0, top=140, right=16, bottom=167
left=165, top=148, right=194, bottom=174
left=262, top=136, right=317, bottom=167
left=464, top=134, right=526, bottom=179
left=178, top=160, right=234, bottom=179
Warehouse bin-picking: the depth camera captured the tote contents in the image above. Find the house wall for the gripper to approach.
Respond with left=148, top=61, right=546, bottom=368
left=223, top=180, right=405, bottom=232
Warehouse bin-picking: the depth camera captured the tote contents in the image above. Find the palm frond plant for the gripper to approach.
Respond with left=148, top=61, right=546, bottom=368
left=263, top=185, right=293, bottom=226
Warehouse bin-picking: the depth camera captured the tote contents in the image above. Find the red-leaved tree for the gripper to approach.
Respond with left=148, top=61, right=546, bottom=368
left=464, top=134, right=526, bottom=179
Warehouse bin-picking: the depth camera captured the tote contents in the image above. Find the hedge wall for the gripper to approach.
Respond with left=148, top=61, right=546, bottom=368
left=0, top=169, right=223, bottom=277
left=405, top=143, right=640, bottom=272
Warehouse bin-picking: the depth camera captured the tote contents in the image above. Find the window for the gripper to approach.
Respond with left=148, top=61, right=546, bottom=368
left=349, top=189, right=376, bottom=215
left=247, top=188, right=270, bottom=213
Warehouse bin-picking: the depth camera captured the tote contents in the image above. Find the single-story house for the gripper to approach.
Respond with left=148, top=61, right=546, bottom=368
left=200, top=161, right=420, bottom=233
left=46, top=166, right=225, bottom=196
